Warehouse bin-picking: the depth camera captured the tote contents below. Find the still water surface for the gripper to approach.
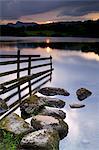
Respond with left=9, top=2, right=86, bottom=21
left=0, top=37, right=99, bottom=150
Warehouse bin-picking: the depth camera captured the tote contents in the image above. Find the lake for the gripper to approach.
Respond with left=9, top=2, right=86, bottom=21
left=0, top=37, right=99, bottom=150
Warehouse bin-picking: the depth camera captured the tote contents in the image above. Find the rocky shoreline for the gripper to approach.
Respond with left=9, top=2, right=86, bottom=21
left=0, top=87, right=92, bottom=150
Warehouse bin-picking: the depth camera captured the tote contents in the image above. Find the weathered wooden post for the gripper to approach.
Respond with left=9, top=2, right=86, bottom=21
left=50, top=55, right=52, bottom=82
left=17, top=50, right=21, bottom=101
left=28, top=56, right=32, bottom=96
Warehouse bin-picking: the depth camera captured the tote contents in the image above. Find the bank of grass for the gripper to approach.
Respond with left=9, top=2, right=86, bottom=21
left=0, top=129, right=22, bottom=150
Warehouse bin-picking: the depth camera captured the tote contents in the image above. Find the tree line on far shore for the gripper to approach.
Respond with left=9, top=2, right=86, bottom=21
left=0, top=20, right=99, bottom=37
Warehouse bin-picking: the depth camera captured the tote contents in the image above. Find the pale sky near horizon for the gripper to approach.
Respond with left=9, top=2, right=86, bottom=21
left=0, top=0, right=99, bottom=24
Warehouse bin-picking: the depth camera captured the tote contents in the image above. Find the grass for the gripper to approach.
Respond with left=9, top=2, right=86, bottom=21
left=0, top=129, right=22, bottom=150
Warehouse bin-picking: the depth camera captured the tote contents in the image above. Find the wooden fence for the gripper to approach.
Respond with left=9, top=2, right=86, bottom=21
left=0, top=50, right=53, bottom=120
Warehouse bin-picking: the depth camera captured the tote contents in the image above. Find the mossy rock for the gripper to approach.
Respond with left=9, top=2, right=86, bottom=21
left=20, top=95, right=45, bottom=119
left=0, top=113, right=34, bottom=135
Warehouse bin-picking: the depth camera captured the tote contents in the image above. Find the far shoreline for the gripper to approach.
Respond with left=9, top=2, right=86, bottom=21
left=0, top=36, right=99, bottom=43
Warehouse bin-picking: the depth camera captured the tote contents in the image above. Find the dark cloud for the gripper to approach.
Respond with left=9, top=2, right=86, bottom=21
left=0, top=0, right=64, bottom=20
left=58, top=1, right=99, bottom=17
left=0, top=0, right=99, bottom=20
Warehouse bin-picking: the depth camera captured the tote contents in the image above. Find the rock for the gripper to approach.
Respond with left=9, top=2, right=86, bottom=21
left=39, top=106, right=66, bottom=119
left=20, top=95, right=65, bottom=119
left=20, top=95, right=45, bottom=119
left=69, top=103, right=85, bottom=108
left=76, top=88, right=92, bottom=101
left=42, top=97, right=65, bottom=108
left=20, top=129, right=59, bottom=150
left=0, top=98, right=8, bottom=115
left=0, top=113, right=33, bottom=135
left=31, top=115, right=68, bottom=140
left=0, top=107, right=7, bottom=115
left=38, top=87, right=70, bottom=96
left=0, top=98, right=8, bottom=109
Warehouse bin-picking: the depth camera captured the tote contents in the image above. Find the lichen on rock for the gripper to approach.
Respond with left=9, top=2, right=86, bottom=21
left=0, top=113, right=34, bottom=135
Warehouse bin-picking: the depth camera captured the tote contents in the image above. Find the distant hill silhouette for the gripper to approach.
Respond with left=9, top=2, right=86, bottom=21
left=7, top=21, right=38, bottom=27
left=0, top=20, right=99, bottom=37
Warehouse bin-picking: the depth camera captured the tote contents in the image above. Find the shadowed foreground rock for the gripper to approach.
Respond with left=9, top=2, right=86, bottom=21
left=76, top=88, right=92, bottom=101
left=20, top=129, right=60, bottom=150
left=39, top=106, right=66, bottom=119
left=0, top=113, right=33, bottom=135
left=69, top=103, right=85, bottom=108
left=20, top=95, right=65, bottom=119
left=31, top=115, right=68, bottom=140
left=38, top=87, right=70, bottom=96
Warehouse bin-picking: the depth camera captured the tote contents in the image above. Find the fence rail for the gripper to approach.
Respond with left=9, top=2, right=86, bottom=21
left=0, top=50, right=53, bottom=120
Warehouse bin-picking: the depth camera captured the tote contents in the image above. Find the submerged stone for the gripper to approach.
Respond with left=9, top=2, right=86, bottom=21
left=20, top=129, right=60, bottom=150
left=0, top=113, right=33, bottom=135
left=31, top=115, right=68, bottom=140
left=38, top=87, right=70, bottom=96
left=39, top=106, right=66, bottom=119
left=76, top=88, right=92, bottom=101
left=69, top=103, right=85, bottom=108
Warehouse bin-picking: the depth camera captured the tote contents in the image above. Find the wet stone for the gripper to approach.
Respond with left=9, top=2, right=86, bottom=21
left=69, top=103, right=85, bottom=108
left=76, top=88, right=92, bottom=101
left=39, top=106, right=66, bottom=119
left=38, top=87, right=70, bottom=96
left=20, top=95, right=65, bottom=119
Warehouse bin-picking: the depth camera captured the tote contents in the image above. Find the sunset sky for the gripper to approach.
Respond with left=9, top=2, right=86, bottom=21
left=0, top=0, right=99, bottom=24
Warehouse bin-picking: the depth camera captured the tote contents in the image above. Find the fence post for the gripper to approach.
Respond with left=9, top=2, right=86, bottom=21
left=28, top=56, right=32, bottom=96
left=50, top=55, right=52, bottom=81
left=17, top=50, right=21, bottom=101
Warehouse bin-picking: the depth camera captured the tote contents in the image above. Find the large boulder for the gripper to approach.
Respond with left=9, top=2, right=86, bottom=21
left=31, top=115, right=68, bottom=140
left=20, top=129, right=60, bottom=150
left=0, top=98, right=8, bottom=115
left=0, top=113, right=33, bottom=135
left=69, top=103, right=85, bottom=109
left=42, top=97, right=65, bottom=108
left=20, top=95, right=65, bottom=119
left=20, top=95, right=45, bottom=119
left=38, top=87, right=70, bottom=96
left=76, top=88, right=92, bottom=101
left=39, top=106, right=66, bottom=119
